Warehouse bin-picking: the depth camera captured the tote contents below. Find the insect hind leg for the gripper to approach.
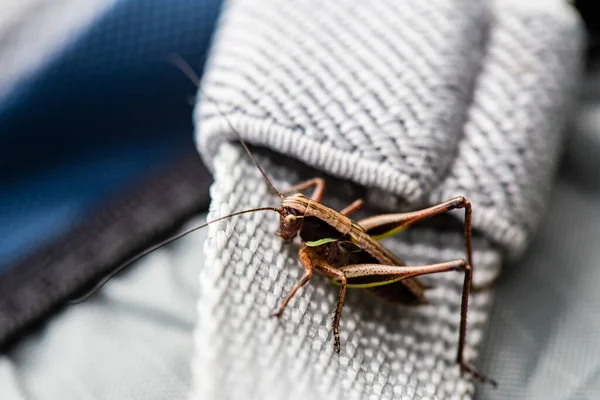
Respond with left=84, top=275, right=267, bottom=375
left=358, top=197, right=474, bottom=258
left=355, top=196, right=498, bottom=294
left=339, top=260, right=497, bottom=387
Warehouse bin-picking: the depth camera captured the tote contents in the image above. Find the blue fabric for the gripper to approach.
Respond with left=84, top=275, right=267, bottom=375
left=0, top=0, right=223, bottom=272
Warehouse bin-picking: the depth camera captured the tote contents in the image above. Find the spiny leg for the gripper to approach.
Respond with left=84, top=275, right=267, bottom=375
left=279, top=177, right=326, bottom=202
left=313, top=261, right=347, bottom=353
left=332, top=277, right=347, bottom=353
left=339, top=260, right=497, bottom=387
left=271, top=247, right=314, bottom=318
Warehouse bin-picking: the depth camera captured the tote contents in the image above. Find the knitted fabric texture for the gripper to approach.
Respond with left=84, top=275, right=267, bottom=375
left=192, top=1, right=584, bottom=399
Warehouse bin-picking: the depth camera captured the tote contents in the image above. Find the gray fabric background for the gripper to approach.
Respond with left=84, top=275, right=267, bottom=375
left=477, top=68, right=600, bottom=400
left=0, top=217, right=206, bottom=400
left=192, top=0, right=583, bottom=399
left=1, top=0, right=594, bottom=399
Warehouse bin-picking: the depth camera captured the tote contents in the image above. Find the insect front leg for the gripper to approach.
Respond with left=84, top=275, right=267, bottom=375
left=339, top=199, right=364, bottom=217
left=271, top=247, right=314, bottom=318
left=273, top=245, right=348, bottom=353
left=339, top=260, right=497, bottom=387
left=279, top=177, right=326, bottom=202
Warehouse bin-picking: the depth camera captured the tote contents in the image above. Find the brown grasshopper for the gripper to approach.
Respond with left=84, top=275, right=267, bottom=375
left=72, top=55, right=497, bottom=387
left=251, top=165, right=495, bottom=387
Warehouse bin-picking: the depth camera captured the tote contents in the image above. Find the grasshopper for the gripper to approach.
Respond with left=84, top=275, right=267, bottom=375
left=72, top=55, right=496, bottom=387
left=258, top=173, right=495, bottom=386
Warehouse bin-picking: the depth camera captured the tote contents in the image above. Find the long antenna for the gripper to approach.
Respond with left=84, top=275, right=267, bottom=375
left=69, top=206, right=280, bottom=304
left=166, top=53, right=284, bottom=199
left=70, top=55, right=285, bottom=304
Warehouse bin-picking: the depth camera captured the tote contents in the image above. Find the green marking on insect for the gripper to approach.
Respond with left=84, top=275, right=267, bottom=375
left=331, top=276, right=403, bottom=289
left=371, top=225, right=407, bottom=241
left=305, top=237, right=339, bottom=247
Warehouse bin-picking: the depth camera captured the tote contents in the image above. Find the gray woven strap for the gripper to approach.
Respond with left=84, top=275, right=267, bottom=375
left=192, top=1, right=583, bottom=399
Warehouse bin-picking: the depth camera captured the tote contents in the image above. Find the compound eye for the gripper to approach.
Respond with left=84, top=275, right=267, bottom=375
left=284, top=214, right=297, bottom=226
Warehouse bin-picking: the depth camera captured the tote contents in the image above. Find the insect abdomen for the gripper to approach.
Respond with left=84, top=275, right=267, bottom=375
left=366, top=281, right=428, bottom=305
